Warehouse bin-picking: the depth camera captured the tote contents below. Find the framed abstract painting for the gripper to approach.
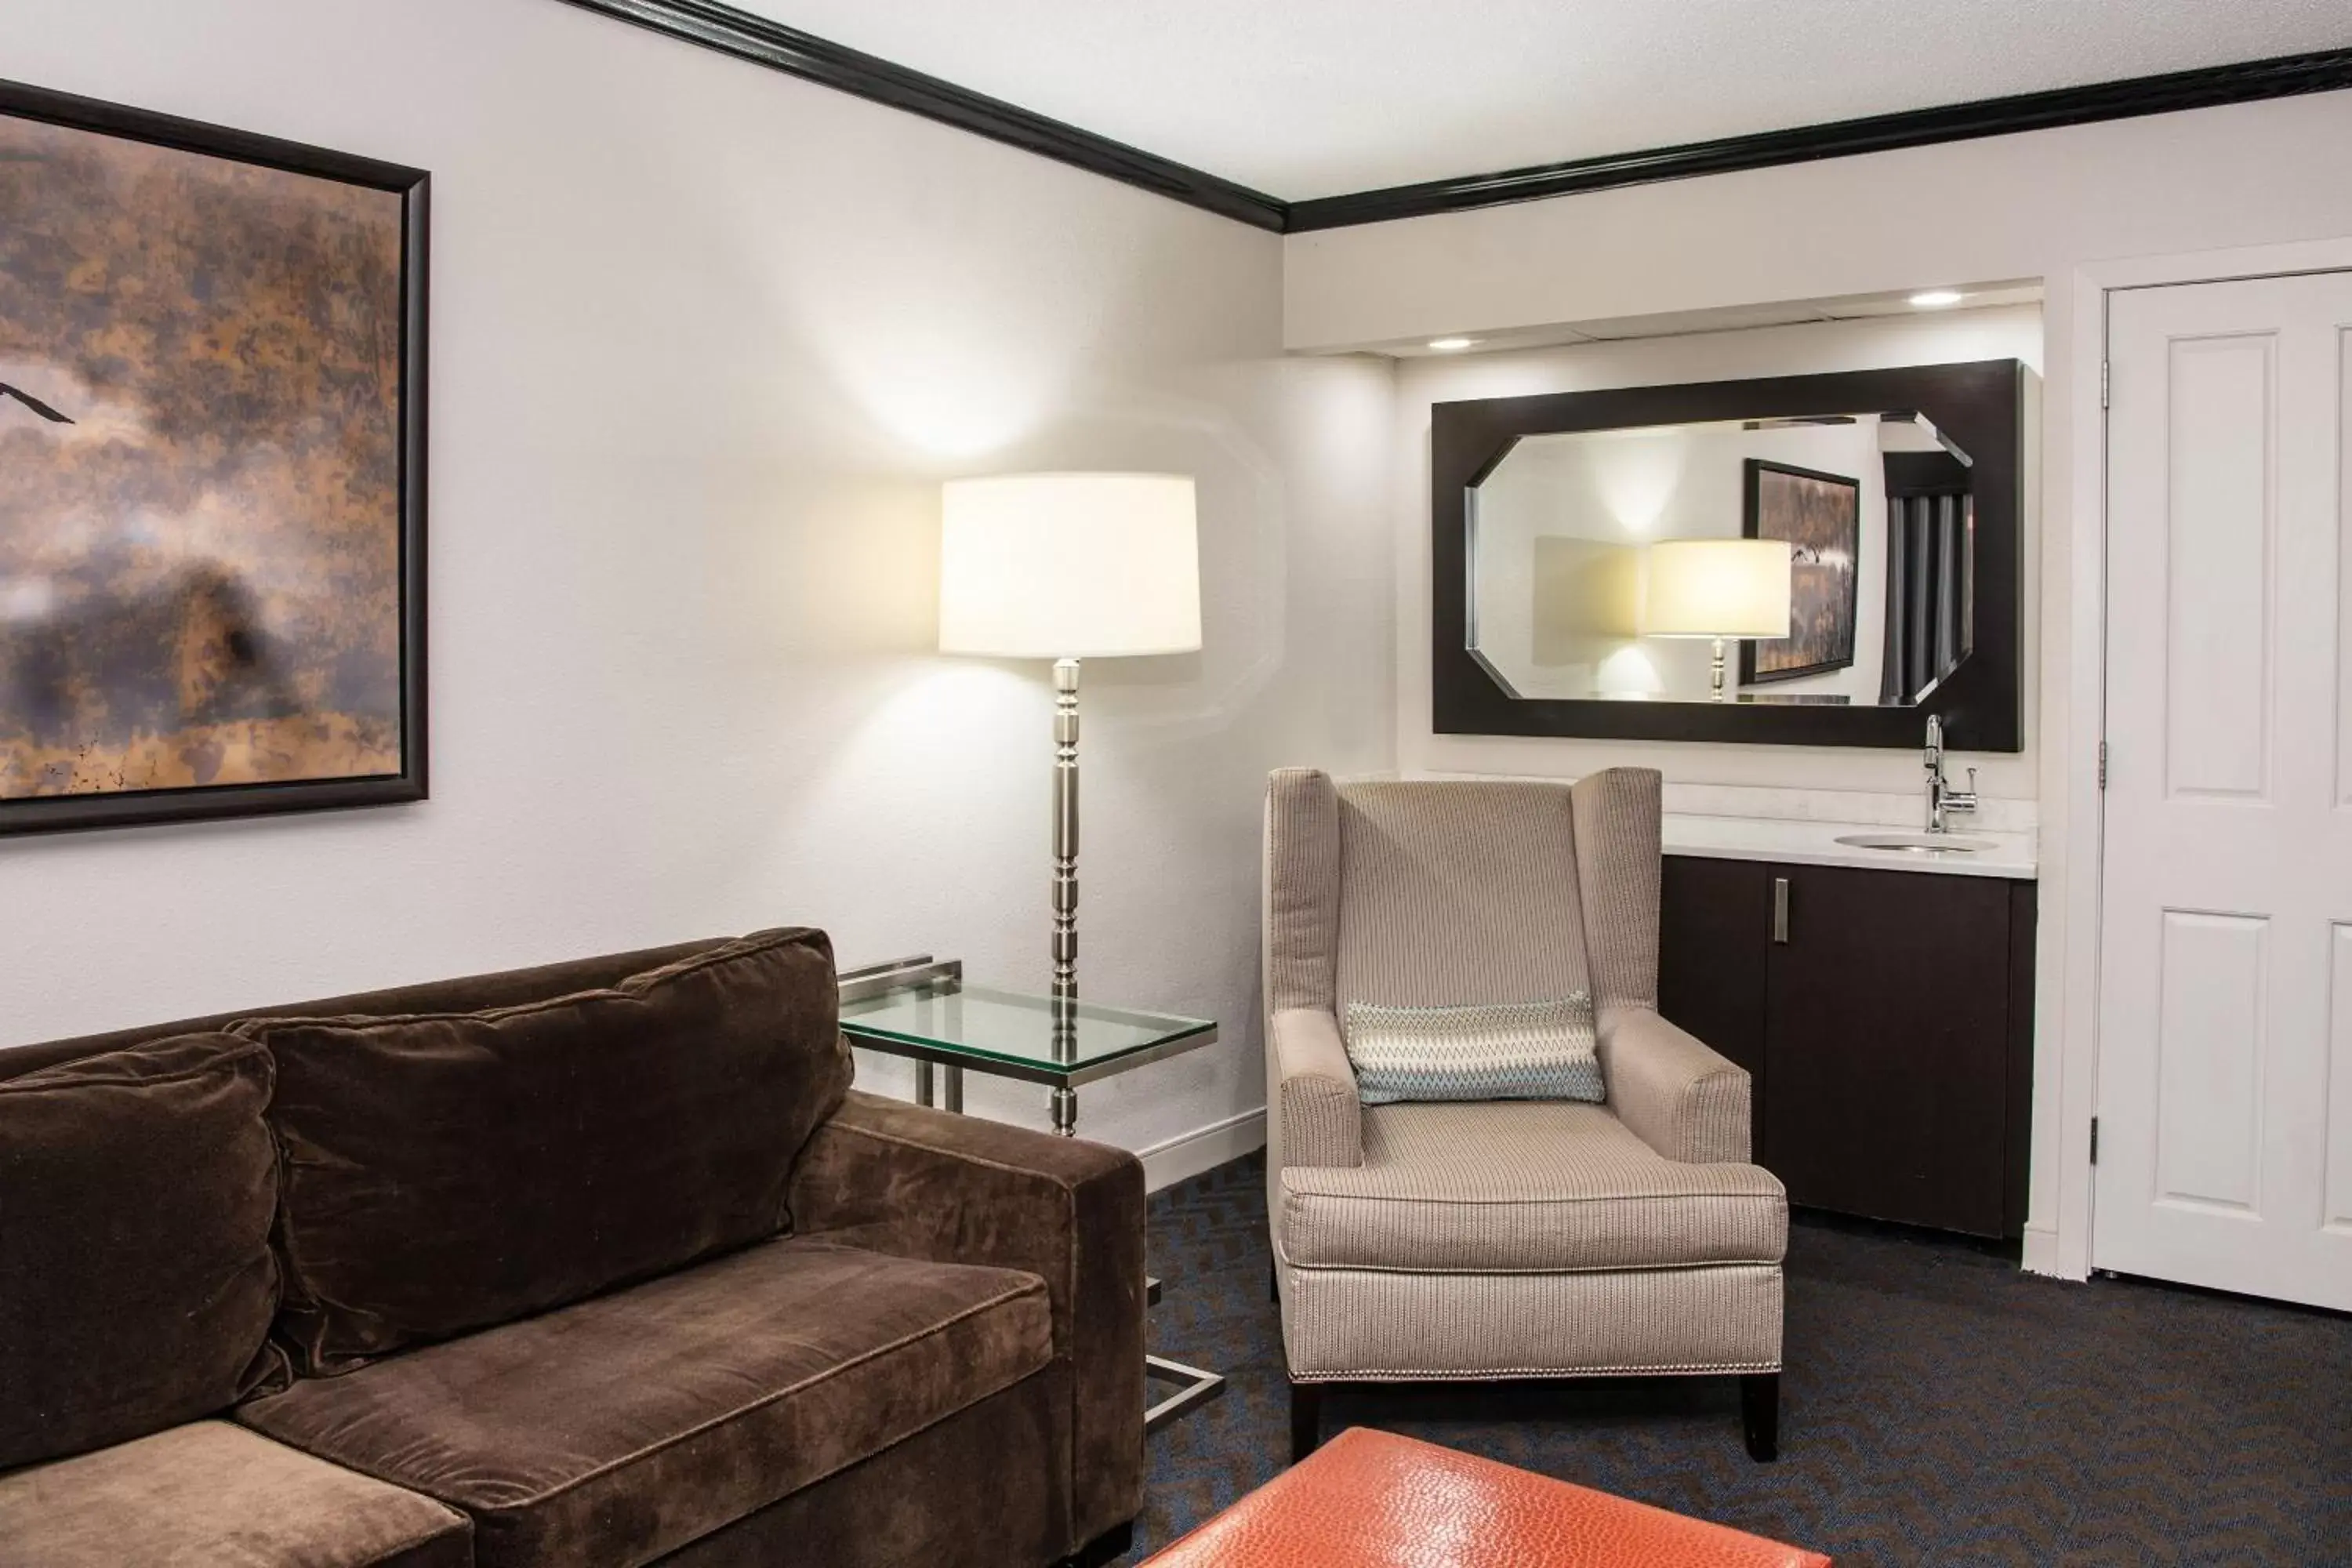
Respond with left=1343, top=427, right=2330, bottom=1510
left=1740, top=458, right=1858, bottom=686
left=0, top=78, right=426, bottom=837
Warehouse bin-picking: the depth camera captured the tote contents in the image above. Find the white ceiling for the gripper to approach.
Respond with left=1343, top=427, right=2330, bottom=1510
left=734, top=0, right=2348, bottom=199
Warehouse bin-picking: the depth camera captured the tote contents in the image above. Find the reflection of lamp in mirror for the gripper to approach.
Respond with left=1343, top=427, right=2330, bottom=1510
left=1642, top=539, right=1792, bottom=702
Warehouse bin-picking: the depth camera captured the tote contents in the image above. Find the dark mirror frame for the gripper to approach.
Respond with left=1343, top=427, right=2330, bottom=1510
left=1432, top=358, right=2024, bottom=750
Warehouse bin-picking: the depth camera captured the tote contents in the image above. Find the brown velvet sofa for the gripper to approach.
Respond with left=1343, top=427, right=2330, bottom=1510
left=0, top=929, right=1145, bottom=1568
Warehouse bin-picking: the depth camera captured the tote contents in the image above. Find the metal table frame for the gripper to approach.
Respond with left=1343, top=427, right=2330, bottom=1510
left=837, top=956, right=1226, bottom=1432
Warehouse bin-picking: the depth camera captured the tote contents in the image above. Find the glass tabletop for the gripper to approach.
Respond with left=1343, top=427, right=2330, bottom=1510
left=839, top=980, right=1217, bottom=1086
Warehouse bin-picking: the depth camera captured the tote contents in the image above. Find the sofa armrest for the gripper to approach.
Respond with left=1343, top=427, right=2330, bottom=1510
left=1270, top=1008, right=1361, bottom=1169
left=1596, top=1004, right=1752, bottom=1165
left=786, top=1090, right=1144, bottom=1551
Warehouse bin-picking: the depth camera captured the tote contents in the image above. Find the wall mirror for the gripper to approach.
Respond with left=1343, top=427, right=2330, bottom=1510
left=1432, top=360, right=2024, bottom=749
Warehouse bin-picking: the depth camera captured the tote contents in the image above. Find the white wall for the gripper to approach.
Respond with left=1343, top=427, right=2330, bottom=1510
left=1312, top=87, right=2352, bottom=1269
left=1287, top=92, right=2352, bottom=354
left=0, top=0, right=1397, bottom=1169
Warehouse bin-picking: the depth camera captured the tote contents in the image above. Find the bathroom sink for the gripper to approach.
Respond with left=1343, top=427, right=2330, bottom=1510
left=1834, top=832, right=1998, bottom=855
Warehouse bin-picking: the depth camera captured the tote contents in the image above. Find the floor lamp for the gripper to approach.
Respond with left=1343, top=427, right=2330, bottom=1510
left=938, top=473, right=1202, bottom=1132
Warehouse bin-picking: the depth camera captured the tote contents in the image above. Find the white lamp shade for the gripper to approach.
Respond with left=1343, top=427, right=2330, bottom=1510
left=938, top=473, right=1203, bottom=659
left=1642, top=538, right=1793, bottom=639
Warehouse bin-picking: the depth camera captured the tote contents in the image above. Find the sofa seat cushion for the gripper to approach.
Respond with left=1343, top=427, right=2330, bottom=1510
left=1279, top=1100, right=1786, bottom=1273
left=238, top=1238, right=1054, bottom=1568
left=0, top=1420, right=470, bottom=1568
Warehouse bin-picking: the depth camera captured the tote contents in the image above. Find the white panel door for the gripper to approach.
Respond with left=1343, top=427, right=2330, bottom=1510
left=2098, top=270, right=2352, bottom=1311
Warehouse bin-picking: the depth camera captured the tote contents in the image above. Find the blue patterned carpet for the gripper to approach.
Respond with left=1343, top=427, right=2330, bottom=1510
left=1136, top=1153, right=2352, bottom=1566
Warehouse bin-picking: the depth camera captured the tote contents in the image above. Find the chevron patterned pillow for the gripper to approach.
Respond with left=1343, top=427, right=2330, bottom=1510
left=1341, top=995, right=1603, bottom=1106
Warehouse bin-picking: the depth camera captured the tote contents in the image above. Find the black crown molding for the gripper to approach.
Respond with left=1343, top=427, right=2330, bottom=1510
left=1285, top=46, right=2352, bottom=231
left=551, top=4, right=2352, bottom=238
left=552, top=0, right=1287, bottom=230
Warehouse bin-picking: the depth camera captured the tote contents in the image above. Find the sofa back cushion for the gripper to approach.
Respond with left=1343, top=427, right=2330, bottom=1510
left=236, top=927, right=848, bottom=1374
left=0, top=938, right=731, bottom=1087
left=0, top=1033, right=284, bottom=1469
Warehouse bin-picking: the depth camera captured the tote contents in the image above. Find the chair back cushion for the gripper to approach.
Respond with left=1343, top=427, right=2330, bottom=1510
left=0, top=1033, right=284, bottom=1468
left=236, top=927, right=848, bottom=1374
left=1334, top=781, right=1591, bottom=1012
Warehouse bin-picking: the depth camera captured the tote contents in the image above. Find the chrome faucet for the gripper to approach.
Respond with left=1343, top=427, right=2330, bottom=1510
left=1924, top=714, right=1978, bottom=833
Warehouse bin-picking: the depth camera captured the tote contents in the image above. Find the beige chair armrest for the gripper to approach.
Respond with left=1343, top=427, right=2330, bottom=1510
left=1597, top=1004, right=1752, bottom=1164
left=1270, top=1007, right=1362, bottom=1169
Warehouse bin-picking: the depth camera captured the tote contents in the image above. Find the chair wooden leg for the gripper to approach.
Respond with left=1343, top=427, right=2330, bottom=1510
left=1740, top=1373, right=1780, bottom=1462
left=1289, top=1380, right=1323, bottom=1464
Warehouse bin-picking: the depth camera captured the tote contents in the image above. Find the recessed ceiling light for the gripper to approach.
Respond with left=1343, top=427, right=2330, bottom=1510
left=1427, top=336, right=1479, bottom=351
left=1908, top=290, right=1965, bottom=309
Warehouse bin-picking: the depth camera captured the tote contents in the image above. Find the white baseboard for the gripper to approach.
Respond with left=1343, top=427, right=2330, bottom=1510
left=1138, top=1106, right=1266, bottom=1193
left=2020, top=1223, right=2084, bottom=1280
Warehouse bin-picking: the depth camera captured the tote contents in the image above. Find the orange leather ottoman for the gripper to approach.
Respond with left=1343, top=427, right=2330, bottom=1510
left=1144, top=1428, right=1829, bottom=1567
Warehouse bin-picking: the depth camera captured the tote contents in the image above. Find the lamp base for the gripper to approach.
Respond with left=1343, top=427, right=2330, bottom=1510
left=1710, top=637, right=1730, bottom=702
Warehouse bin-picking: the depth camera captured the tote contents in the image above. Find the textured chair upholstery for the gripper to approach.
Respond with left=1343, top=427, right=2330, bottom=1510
left=1263, top=768, right=1787, bottom=1449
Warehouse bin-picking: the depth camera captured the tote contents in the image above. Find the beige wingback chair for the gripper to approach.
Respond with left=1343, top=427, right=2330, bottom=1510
left=1262, top=767, right=1788, bottom=1462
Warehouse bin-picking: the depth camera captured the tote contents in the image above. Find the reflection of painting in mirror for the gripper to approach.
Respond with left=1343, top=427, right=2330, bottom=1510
left=1741, top=460, right=1858, bottom=684
left=0, top=99, right=418, bottom=829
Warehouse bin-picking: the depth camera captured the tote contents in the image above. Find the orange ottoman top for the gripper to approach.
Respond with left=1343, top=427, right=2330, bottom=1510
left=1145, top=1428, right=1830, bottom=1568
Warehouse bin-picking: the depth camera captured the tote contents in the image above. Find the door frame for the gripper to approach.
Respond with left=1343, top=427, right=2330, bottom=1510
left=2053, top=236, right=2352, bottom=1281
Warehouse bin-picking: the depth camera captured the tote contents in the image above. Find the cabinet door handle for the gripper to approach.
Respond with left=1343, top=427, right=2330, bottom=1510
left=1772, top=877, right=1791, bottom=944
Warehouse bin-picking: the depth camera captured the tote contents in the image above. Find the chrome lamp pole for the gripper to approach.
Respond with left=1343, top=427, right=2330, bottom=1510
left=1049, top=656, right=1081, bottom=1134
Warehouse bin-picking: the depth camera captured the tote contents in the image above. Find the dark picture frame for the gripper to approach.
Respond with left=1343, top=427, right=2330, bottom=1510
left=1430, top=360, right=2023, bottom=750
left=0, top=78, right=429, bottom=837
left=1740, top=458, right=1860, bottom=687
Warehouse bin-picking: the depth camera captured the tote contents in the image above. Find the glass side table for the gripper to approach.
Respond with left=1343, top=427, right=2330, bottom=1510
left=838, top=956, right=1226, bottom=1431
left=839, top=957, right=1219, bottom=1137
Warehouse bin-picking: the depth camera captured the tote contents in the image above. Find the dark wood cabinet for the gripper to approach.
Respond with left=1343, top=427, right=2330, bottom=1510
left=1658, top=855, right=2035, bottom=1239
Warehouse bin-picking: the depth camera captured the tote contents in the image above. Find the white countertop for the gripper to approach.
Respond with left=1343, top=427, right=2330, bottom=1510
left=1662, top=813, right=2038, bottom=879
